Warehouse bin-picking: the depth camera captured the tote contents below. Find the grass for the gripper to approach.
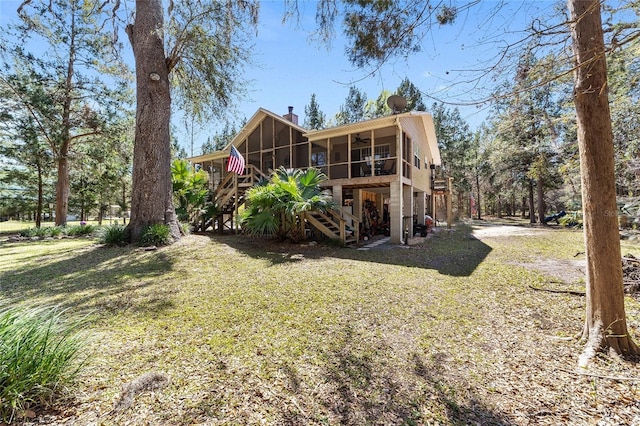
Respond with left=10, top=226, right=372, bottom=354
left=0, top=305, right=87, bottom=423
left=2, top=220, right=640, bottom=424
left=0, top=220, right=104, bottom=235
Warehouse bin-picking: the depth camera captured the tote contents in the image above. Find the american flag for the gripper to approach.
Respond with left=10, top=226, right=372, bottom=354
left=227, top=145, right=245, bottom=175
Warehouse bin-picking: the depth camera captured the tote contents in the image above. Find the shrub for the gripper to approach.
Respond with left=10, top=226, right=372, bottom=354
left=0, top=305, right=87, bottom=422
left=18, top=228, right=36, bottom=238
left=20, top=228, right=46, bottom=238
left=98, top=224, right=128, bottom=246
left=49, top=226, right=64, bottom=237
left=65, top=224, right=97, bottom=237
left=139, top=223, right=172, bottom=247
left=19, top=227, right=55, bottom=238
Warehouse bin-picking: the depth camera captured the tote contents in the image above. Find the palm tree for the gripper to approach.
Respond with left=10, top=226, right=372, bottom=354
left=241, top=167, right=335, bottom=242
left=171, top=159, right=217, bottom=231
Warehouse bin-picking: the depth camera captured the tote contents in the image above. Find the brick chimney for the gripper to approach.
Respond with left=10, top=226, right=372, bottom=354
left=283, top=106, right=298, bottom=125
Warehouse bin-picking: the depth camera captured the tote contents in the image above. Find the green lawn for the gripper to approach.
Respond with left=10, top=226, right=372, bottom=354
left=2, top=221, right=640, bottom=425
left=0, top=219, right=103, bottom=235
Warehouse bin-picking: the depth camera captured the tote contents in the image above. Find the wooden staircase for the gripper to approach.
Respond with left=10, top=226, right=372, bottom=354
left=304, top=209, right=360, bottom=246
left=213, top=165, right=267, bottom=232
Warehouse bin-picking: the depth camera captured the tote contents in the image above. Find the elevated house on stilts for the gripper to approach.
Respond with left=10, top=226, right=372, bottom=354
left=187, top=106, right=451, bottom=245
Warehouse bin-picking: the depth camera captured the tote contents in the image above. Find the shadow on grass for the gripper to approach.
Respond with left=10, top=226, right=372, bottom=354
left=410, top=353, right=512, bottom=425
left=307, top=322, right=511, bottom=425
left=185, top=320, right=513, bottom=425
left=205, top=224, right=492, bottom=277
left=0, top=242, right=176, bottom=315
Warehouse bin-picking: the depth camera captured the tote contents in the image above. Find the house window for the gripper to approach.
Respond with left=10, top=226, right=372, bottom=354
left=351, top=145, right=390, bottom=163
left=351, top=145, right=391, bottom=176
left=311, top=152, right=326, bottom=166
left=374, top=145, right=390, bottom=160
left=413, top=144, right=421, bottom=169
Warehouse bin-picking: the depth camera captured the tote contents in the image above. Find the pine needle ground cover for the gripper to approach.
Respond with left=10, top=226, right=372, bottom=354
left=2, top=221, right=640, bottom=425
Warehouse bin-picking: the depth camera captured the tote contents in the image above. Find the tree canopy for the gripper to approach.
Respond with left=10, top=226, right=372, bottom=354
left=304, top=94, right=327, bottom=130
left=335, top=86, right=367, bottom=125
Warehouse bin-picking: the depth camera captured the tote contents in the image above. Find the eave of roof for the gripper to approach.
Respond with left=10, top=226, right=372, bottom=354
left=185, top=150, right=229, bottom=163
left=304, top=113, right=403, bottom=140
left=304, top=111, right=433, bottom=139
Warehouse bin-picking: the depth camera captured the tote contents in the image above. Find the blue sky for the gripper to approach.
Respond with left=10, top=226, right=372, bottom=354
left=180, top=0, right=558, bottom=154
left=0, top=0, right=559, bottom=155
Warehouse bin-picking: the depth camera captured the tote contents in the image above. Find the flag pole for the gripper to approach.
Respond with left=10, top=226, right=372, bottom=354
left=234, top=172, right=238, bottom=234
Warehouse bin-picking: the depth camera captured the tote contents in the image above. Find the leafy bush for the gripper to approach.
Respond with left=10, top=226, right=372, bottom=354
left=241, top=167, right=335, bottom=242
left=0, top=305, right=87, bottom=422
left=98, top=224, right=128, bottom=246
left=19, top=227, right=39, bottom=238
left=171, top=158, right=212, bottom=230
left=139, top=223, right=172, bottom=247
left=49, top=226, right=64, bottom=237
left=65, top=224, right=97, bottom=237
left=18, top=228, right=37, bottom=238
left=18, top=227, right=63, bottom=238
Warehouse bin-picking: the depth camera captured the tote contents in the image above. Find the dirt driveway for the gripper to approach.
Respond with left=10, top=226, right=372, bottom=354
left=471, top=222, right=550, bottom=238
left=471, top=222, right=587, bottom=285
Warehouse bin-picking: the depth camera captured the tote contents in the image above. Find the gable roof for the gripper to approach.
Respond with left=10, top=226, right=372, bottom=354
left=226, top=107, right=308, bottom=150
left=186, top=108, right=307, bottom=164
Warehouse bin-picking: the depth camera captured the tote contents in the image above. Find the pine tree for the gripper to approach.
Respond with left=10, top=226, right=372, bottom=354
left=396, top=78, right=426, bottom=111
left=125, top=0, right=257, bottom=243
left=335, top=86, right=367, bottom=125
left=2, top=0, right=131, bottom=226
left=304, top=94, right=327, bottom=130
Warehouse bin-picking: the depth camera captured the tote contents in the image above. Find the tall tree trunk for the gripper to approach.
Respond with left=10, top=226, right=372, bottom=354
left=568, top=0, right=638, bottom=360
left=36, top=162, right=43, bottom=228
left=521, top=196, right=526, bottom=219
left=536, top=176, right=545, bottom=223
left=125, top=0, right=181, bottom=242
left=528, top=179, right=535, bottom=223
left=55, top=154, right=70, bottom=226
left=473, top=148, right=482, bottom=220
left=55, top=3, right=78, bottom=227
left=121, top=181, right=128, bottom=225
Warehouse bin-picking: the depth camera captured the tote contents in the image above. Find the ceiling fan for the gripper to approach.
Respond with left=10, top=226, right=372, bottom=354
left=353, top=133, right=371, bottom=145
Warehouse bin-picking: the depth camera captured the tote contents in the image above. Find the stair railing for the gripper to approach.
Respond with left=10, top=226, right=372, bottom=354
left=326, top=208, right=360, bottom=243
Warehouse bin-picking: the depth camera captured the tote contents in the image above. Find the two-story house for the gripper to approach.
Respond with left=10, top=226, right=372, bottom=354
left=187, top=106, right=448, bottom=244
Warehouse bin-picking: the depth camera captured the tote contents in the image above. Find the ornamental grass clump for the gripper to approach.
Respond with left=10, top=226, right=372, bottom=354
left=19, top=226, right=63, bottom=239
left=65, top=223, right=97, bottom=237
left=139, top=223, right=172, bottom=247
left=98, top=224, right=127, bottom=246
left=0, top=305, right=87, bottom=422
